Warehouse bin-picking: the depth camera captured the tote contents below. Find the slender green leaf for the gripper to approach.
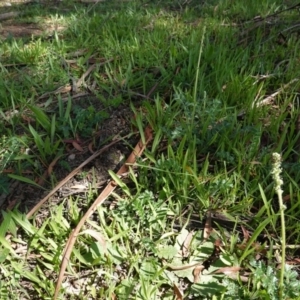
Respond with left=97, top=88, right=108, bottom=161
left=239, top=216, right=272, bottom=263
left=28, top=105, right=51, bottom=132
left=8, top=174, right=44, bottom=190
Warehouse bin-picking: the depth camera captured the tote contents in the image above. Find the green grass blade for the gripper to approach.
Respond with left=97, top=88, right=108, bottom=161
left=8, top=174, right=44, bottom=190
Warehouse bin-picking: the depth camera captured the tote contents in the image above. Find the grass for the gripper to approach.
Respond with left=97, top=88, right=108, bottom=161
left=0, top=0, right=300, bottom=299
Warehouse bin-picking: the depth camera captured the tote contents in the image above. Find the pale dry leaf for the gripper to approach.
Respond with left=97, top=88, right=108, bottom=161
left=203, top=211, right=212, bottom=240
left=227, top=273, right=249, bottom=282
left=193, top=265, right=204, bottom=283
left=72, top=141, right=84, bottom=152
left=175, top=228, right=190, bottom=254
left=80, top=229, right=107, bottom=252
left=182, top=230, right=194, bottom=257
left=70, top=184, right=87, bottom=189
left=212, top=266, right=241, bottom=275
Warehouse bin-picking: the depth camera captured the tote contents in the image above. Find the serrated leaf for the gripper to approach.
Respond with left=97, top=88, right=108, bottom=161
left=117, top=279, right=135, bottom=298
left=162, top=269, right=178, bottom=283
left=140, top=260, right=157, bottom=279
left=174, top=267, right=194, bottom=282
left=107, top=244, right=125, bottom=264
left=193, top=241, right=214, bottom=261
left=191, top=281, right=226, bottom=297
left=157, top=245, right=177, bottom=260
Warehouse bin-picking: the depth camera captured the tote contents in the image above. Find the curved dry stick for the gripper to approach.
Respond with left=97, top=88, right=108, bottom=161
left=255, top=78, right=299, bottom=107
left=36, top=155, right=62, bottom=186
left=0, top=12, right=20, bottom=21
left=54, top=126, right=153, bottom=299
left=26, top=137, right=125, bottom=219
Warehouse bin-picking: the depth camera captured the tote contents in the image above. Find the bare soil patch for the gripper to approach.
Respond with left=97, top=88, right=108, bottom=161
left=0, top=94, right=138, bottom=215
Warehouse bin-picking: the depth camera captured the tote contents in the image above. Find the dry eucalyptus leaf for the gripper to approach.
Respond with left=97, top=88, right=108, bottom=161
left=173, top=283, right=183, bottom=300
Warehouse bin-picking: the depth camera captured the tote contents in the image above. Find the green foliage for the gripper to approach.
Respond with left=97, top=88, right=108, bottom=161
left=0, top=0, right=299, bottom=298
left=72, top=105, right=108, bottom=137
left=0, top=175, right=10, bottom=194
left=56, top=103, right=109, bottom=139
left=250, top=261, right=300, bottom=299
left=0, top=135, right=27, bottom=193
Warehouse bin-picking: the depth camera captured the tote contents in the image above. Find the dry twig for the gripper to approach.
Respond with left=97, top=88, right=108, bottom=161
left=53, top=125, right=153, bottom=299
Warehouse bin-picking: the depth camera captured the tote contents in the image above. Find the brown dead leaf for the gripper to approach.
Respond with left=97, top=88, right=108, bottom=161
left=72, top=141, right=84, bottom=152
left=210, top=266, right=248, bottom=281
left=37, top=155, right=62, bottom=186
left=173, top=283, right=183, bottom=300
left=6, top=199, right=18, bottom=211
left=193, top=265, right=204, bottom=283
left=48, top=155, right=62, bottom=176
left=241, top=225, right=250, bottom=242
left=203, top=210, right=212, bottom=240
left=214, top=238, right=223, bottom=256
left=88, top=142, right=95, bottom=154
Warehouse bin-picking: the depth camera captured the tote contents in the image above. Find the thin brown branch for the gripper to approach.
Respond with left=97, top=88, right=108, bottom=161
left=26, top=137, right=124, bottom=219
left=53, top=125, right=153, bottom=299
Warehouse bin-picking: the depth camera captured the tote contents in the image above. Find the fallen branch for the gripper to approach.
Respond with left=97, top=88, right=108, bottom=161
left=53, top=125, right=153, bottom=299
left=0, top=12, right=19, bottom=21
left=254, top=78, right=299, bottom=107
left=26, top=136, right=126, bottom=219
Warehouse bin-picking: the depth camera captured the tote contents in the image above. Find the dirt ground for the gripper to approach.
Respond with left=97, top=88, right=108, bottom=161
left=0, top=1, right=140, bottom=216
left=0, top=0, right=67, bottom=39
left=1, top=99, right=137, bottom=216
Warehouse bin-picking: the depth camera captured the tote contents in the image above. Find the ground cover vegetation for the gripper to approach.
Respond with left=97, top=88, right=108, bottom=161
left=0, top=0, right=300, bottom=299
